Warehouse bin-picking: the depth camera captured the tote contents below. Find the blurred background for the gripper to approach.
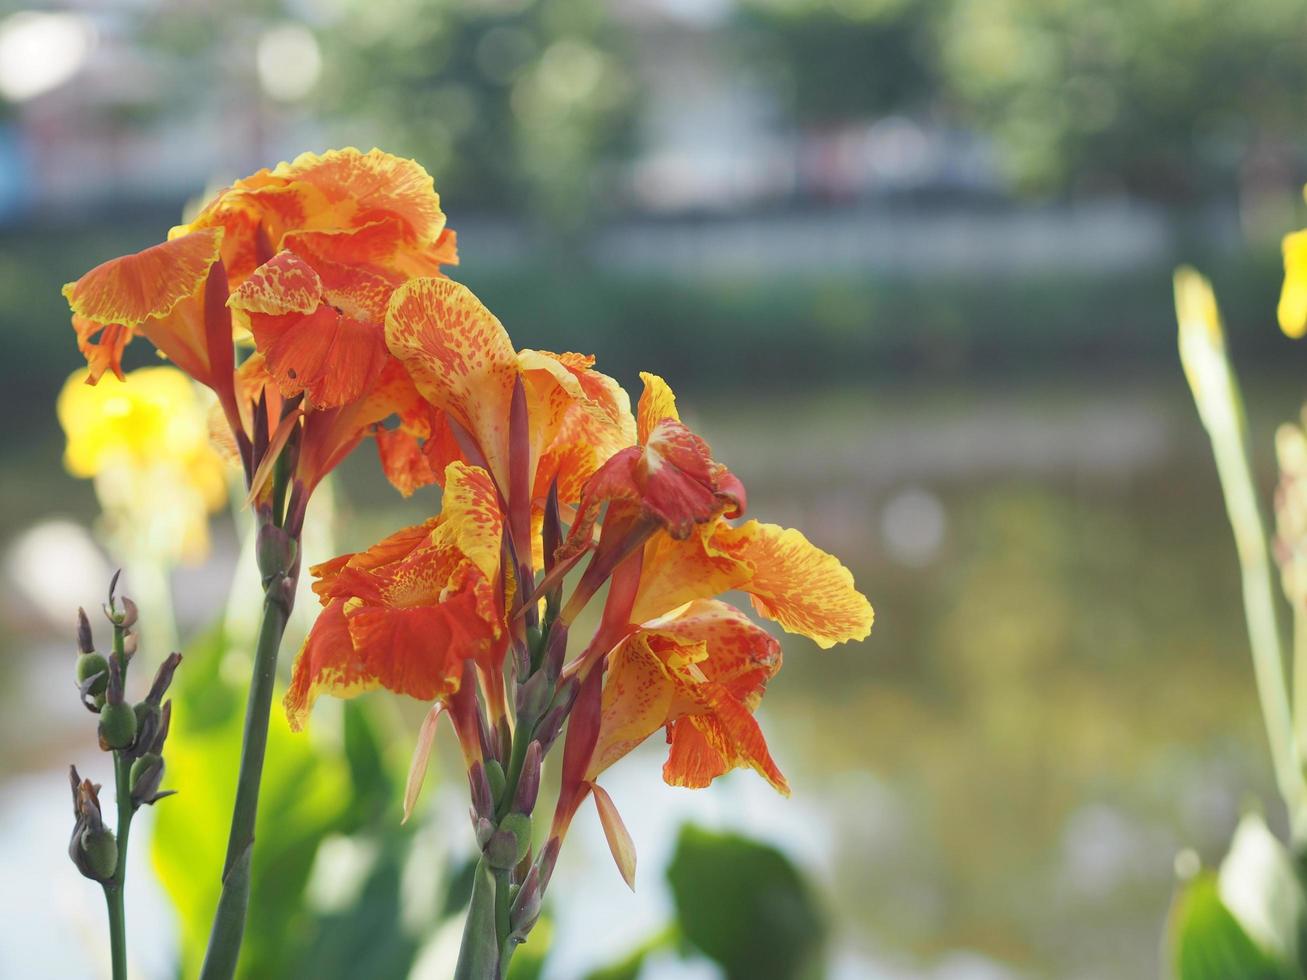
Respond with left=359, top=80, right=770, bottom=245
left=4, top=0, right=1307, bottom=977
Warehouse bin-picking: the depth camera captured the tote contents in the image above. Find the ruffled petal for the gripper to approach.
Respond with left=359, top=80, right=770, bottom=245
left=589, top=599, right=786, bottom=793
left=63, top=229, right=223, bottom=328
left=715, top=521, right=874, bottom=649
left=72, top=317, right=131, bottom=384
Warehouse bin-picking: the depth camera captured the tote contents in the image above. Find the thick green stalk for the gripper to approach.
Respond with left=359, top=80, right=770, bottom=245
left=198, top=590, right=291, bottom=980
left=454, top=857, right=501, bottom=980
left=103, top=749, right=133, bottom=980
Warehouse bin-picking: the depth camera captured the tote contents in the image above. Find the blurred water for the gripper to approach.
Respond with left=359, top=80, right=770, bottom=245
left=0, top=375, right=1293, bottom=978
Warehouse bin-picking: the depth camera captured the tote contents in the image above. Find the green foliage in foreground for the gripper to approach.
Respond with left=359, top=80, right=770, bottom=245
left=586, top=825, right=826, bottom=980
left=150, top=626, right=418, bottom=979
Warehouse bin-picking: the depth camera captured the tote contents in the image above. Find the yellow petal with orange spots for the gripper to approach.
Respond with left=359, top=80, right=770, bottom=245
left=385, top=278, right=519, bottom=489
left=715, top=520, right=873, bottom=649
left=629, top=524, right=751, bottom=625
left=434, top=462, right=505, bottom=584
left=227, top=250, right=323, bottom=316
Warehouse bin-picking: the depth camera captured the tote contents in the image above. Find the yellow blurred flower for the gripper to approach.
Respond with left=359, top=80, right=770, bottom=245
left=57, top=366, right=229, bottom=563
left=1280, top=228, right=1307, bottom=339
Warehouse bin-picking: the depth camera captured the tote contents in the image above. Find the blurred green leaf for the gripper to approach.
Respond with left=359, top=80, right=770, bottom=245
left=292, top=837, right=418, bottom=980
left=151, top=624, right=352, bottom=978
left=666, top=825, right=825, bottom=980
left=507, top=916, right=554, bottom=980
left=341, top=699, right=396, bottom=829
left=1169, top=872, right=1296, bottom=980
left=583, top=924, right=676, bottom=980
left=1218, top=813, right=1307, bottom=972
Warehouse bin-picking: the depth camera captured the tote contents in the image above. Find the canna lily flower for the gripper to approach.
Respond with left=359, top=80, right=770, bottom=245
left=560, top=513, right=872, bottom=811
left=545, top=374, right=872, bottom=876
left=587, top=598, right=788, bottom=794
left=62, top=228, right=243, bottom=438
left=65, top=148, right=460, bottom=513
left=553, top=372, right=745, bottom=629
left=383, top=277, right=634, bottom=504
left=383, top=277, right=635, bottom=625
left=562, top=372, right=744, bottom=560
left=284, top=461, right=506, bottom=730
left=172, top=146, right=457, bottom=288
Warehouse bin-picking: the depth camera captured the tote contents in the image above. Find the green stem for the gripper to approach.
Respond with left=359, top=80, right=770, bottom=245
left=454, top=857, right=501, bottom=980
left=1180, top=283, right=1306, bottom=843
left=495, top=722, right=533, bottom=823
left=104, top=750, right=133, bottom=980
left=198, top=590, right=291, bottom=980
left=494, top=868, right=512, bottom=968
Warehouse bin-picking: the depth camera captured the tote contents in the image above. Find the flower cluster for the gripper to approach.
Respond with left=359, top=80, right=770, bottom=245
left=64, top=147, right=873, bottom=973
left=64, top=148, right=459, bottom=541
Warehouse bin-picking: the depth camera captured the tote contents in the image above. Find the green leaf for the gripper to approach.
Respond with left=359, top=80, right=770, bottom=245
left=341, top=699, right=395, bottom=829
left=1218, top=813, right=1307, bottom=971
left=506, top=916, right=554, bottom=980
left=583, top=924, right=677, bottom=980
left=1169, top=872, right=1295, bottom=980
left=151, top=625, right=352, bottom=979
left=665, top=825, right=825, bottom=980
left=291, top=837, right=419, bottom=980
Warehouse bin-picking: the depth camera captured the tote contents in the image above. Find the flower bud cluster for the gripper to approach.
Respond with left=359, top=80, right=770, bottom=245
left=67, top=573, right=183, bottom=887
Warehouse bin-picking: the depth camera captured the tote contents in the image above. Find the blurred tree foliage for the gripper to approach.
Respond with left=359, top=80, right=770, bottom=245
left=738, top=0, right=1307, bottom=201
left=315, top=0, right=636, bottom=234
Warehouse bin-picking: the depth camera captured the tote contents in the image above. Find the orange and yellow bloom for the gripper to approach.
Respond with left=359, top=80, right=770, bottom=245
left=284, top=461, right=506, bottom=728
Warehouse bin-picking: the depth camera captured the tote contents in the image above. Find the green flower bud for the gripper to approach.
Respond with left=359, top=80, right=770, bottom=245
left=98, top=701, right=137, bottom=750
left=76, top=652, right=109, bottom=696
left=498, top=812, right=532, bottom=867
left=484, top=828, right=519, bottom=870
left=130, top=753, right=161, bottom=789
left=80, top=827, right=118, bottom=881
left=485, top=759, right=507, bottom=806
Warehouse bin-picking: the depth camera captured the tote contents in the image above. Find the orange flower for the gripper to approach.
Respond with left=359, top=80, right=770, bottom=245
left=562, top=372, right=744, bottom=558
left=383, top=277, right=635, bottom=626
left=284, top=461, right=506, bottom=729
left=62, top=229, right=241, bottom=426
left=557, top=503, right=871, bottom=805
left=588, top=599, right=788, bottom=793
left=173, top=146, right=457, bottom=288
left=545, top=376, right=872, bottom=866
left=384, top=278, right=633, bottom=502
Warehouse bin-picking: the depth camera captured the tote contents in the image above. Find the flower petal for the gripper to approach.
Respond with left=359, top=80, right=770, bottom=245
left=385, top=278, right=519, bottom=488
left=636, top=371, right=679, bottom=444
left=591, top=783, right=637, bottom=890
left=402, top=703, right=444, bottom=824
left=716, top=521, right=873, bottom=649
left=227, top=250, right=323, bottom=316
left=63, top=229, right=223, bottom=328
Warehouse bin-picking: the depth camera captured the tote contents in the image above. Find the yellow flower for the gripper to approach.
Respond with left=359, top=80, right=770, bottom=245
left=1280, top=228, right=1307, bottom=339
left=57, top=366, right=228, bottom=563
